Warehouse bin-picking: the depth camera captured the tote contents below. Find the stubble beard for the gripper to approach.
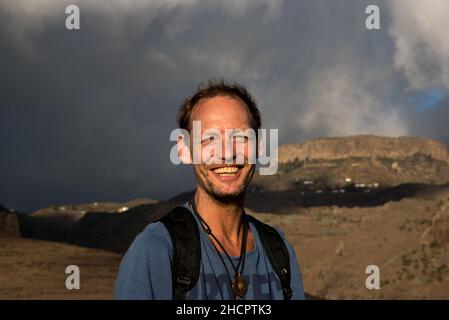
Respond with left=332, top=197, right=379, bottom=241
left=193, top=164, right=255, bottom=204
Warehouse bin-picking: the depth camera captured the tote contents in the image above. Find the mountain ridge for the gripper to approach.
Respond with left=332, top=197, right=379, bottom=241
left=278, top=135, right=449, bottom=164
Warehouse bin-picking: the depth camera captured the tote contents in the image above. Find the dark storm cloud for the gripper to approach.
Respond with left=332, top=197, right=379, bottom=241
left=1, top=0, right=448, bottom=211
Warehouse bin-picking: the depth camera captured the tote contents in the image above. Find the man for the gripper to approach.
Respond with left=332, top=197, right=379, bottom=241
left=115, top=80, right=305, bottom=300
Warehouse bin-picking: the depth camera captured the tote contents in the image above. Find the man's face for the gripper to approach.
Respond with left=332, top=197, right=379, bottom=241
left=189, top=95, right=256, bottom=200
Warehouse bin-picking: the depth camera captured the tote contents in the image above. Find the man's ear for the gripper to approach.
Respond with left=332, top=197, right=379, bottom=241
left=178, top=135, right=192, bottom=164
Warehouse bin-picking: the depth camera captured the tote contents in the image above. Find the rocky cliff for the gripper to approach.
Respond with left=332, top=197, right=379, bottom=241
left=278, top=135, right=449, bottom=164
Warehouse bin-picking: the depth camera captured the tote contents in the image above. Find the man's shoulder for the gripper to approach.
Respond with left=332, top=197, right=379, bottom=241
left=128, top=220, right=173, bottom=255
left=129, top=203, right=193, bottom=253
left=141, top=220, right=170, bottom=237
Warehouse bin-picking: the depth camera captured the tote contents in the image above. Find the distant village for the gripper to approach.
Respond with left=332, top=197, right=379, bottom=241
left=294, top=177, right=381, bottom=195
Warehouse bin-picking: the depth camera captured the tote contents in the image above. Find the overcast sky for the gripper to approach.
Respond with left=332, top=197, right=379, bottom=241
left=1, top=0, right=448, bottom=212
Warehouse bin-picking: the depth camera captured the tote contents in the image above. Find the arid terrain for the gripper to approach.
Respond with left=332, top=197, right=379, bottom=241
left=0, top=237, right=121, bottom=299
left=251, top=187, right=449, bottom=299
left=1, top=135, right=449, bottom=299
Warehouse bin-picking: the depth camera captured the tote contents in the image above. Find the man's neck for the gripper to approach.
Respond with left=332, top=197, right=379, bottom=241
left=194, top=187, right=245, bottom=247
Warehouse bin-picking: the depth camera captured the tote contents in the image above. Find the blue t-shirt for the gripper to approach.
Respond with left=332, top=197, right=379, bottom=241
left=115, top=203, right=305, bottom=300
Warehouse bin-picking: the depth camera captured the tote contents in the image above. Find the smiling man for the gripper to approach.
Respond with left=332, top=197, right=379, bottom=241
left=115, top=80, right=305, bottom=300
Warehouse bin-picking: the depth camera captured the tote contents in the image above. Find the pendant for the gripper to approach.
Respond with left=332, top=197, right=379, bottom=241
left=232, top=273, right=247, bottom=299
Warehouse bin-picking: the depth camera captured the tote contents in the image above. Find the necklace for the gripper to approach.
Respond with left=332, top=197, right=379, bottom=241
left=190, top=200, right=248, bottom=300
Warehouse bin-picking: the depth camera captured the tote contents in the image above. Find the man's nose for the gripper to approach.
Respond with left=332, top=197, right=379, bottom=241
left=223, top=138, right=236, bottom=163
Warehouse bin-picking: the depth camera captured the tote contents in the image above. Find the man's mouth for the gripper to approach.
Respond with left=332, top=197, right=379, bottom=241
left=209, top=165, right=243, bottom=180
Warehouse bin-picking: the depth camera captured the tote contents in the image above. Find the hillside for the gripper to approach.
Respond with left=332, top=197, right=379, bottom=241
left=0, top=237, right=121, bottom=299
left=278, top=135, right=449, bottom=164
left=253, top=135, right=449, bottom=191
left=250, top=186, right=449, bottom=299
left=20, top=198, right=158, bottom=245
left=0, top=203, right=121, bottom=299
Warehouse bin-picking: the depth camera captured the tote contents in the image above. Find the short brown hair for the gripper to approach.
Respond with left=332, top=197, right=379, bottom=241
left=177, top=79, right=261, bottom=132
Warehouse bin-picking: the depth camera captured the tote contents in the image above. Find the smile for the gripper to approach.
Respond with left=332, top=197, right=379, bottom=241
left=210, top=166, right=243, bottom=180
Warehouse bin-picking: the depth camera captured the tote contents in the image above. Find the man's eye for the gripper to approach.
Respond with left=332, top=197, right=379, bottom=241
left=233, top=135, right=248, bottom=141
left=201, top=137, right=215, bottom=144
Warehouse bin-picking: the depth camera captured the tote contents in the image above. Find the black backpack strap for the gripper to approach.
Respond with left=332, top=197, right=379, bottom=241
left=160, top=206, right=201, bottom=300
left=247, top=215, right=293, bottom=300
